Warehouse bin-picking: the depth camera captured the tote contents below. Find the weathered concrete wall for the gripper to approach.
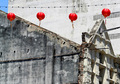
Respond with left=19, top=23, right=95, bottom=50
left=0, top=10, right=81, bottom=84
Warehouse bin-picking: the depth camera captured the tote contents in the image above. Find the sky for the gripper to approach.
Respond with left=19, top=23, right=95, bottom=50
left=0, top=0, right=8, bottom=13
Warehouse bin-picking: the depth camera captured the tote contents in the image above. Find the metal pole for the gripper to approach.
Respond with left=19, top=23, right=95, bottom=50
left=101, top=26, right=120, bottom=34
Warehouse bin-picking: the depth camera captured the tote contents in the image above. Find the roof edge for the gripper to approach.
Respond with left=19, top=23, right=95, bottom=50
left=0, top=10, right=81, bottom=48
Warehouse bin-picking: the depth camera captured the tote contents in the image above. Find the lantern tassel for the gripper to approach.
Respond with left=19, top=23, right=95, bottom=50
left=105, top=17, right=106, bottom=24
left=72, top=21, right=74, bottom=29
left=39, top=20, right=41, bottom=27
left=10, top=22, right=13, bottom=48
left=10, top=22, right=13, bottom=38
left=71, top=21, right=74, bottom=40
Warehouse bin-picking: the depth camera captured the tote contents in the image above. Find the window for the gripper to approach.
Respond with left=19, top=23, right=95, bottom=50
left=0, top=52, right=2, bottom=57
left=99, top=53, right=104, bottom=64
left=110, top=82, right=114, bottom=84
left=99, top=67, right=105, bottom=83
left=91, top=61, right=95, bottom=71
left=118, top=73, right=120, bottom=78
left=99, top=81, right=102, bottom=84
left=91, top=74, right=94, bottom=84
left=99, top=68, right=104, bottom=77
left=110, top=69, right=113, bottom=79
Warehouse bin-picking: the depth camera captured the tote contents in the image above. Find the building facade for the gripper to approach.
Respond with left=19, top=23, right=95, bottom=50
left=0, top=10, right=120, bottom=84
left=82, top=20, right=120, bottom=84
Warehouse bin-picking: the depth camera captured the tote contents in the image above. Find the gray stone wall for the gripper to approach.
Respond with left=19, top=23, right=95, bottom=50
left=0, top=11, right=80, bottom=84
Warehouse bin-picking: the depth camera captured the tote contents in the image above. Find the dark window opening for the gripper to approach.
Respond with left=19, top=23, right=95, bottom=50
left=0, top=52, right=2, bottom=57
left=27, top=49, right=30, bottom=54
left=118, top=73, right=120, bottom=78
left=110, top=69, right=113, bottom=79
left=14, top=51, right=16, bottom=53
left=91, top=74, right=94, bottom=84
left=99, top=81, right=102, bottom=84
left=91, top=61, right=94, bottom=71
left=110, top=82, right=114, bottom=84
left=99, top=53, right=104, bottom=64
left=99, top=67, right=105, bottom=83
left=63, top=42, right=65, bottom=45
left=99, top=68, right=103, bottom=77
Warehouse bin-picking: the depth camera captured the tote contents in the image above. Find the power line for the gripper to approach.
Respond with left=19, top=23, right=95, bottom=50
left=0, top=3, right=120, bottom=9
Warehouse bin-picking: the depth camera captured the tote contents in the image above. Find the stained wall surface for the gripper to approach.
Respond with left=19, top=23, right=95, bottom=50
left=0, top=11, right=80, bottom=84
left=8, top=0, right=120, bottom=54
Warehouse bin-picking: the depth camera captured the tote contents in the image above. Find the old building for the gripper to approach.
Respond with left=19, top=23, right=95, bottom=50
left=82, top=20, right=120, bottom=84
left=0, top=10, right=120, bottom=84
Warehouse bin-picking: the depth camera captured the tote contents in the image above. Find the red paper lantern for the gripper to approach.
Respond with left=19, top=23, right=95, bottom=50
left=7, top=13, right=15, bottom=21
left=102, top=8, right=111, bottom=18
left=36, top=12, right=45, bottom=21
left=69, top=13, right=77, bottom=28
left=69, top=13, right=77, bottom=22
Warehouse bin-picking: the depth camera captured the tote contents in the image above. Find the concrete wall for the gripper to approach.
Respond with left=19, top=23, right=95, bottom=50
left=8, top=0, right=120, bottom=54
left=0, top=10, right=81, bottom=84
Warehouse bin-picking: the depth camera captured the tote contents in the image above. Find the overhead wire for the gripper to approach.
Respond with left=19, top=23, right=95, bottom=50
left=0, top=2, right=120, bottom=9
left=1, top=2, right=120, bottom=40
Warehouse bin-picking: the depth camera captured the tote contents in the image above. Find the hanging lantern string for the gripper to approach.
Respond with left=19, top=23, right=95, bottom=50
left=10, top=21, right=13, bottom=48
left=7, top=12, right=15, bottom=39
left=39, top=20, right=41, bottom=27
left=69, top=13, right=77, bottom=29
left=105, top=17, right=107, bottom=24
left=36, top=12, right=45, bottom=27
left=10, top=22, right=13, bottom=38
left=0, top=2, right=120, bottom=8
left=72, top=22, right=74, bottom=29
left=102, top=8, right=111, bottom=25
